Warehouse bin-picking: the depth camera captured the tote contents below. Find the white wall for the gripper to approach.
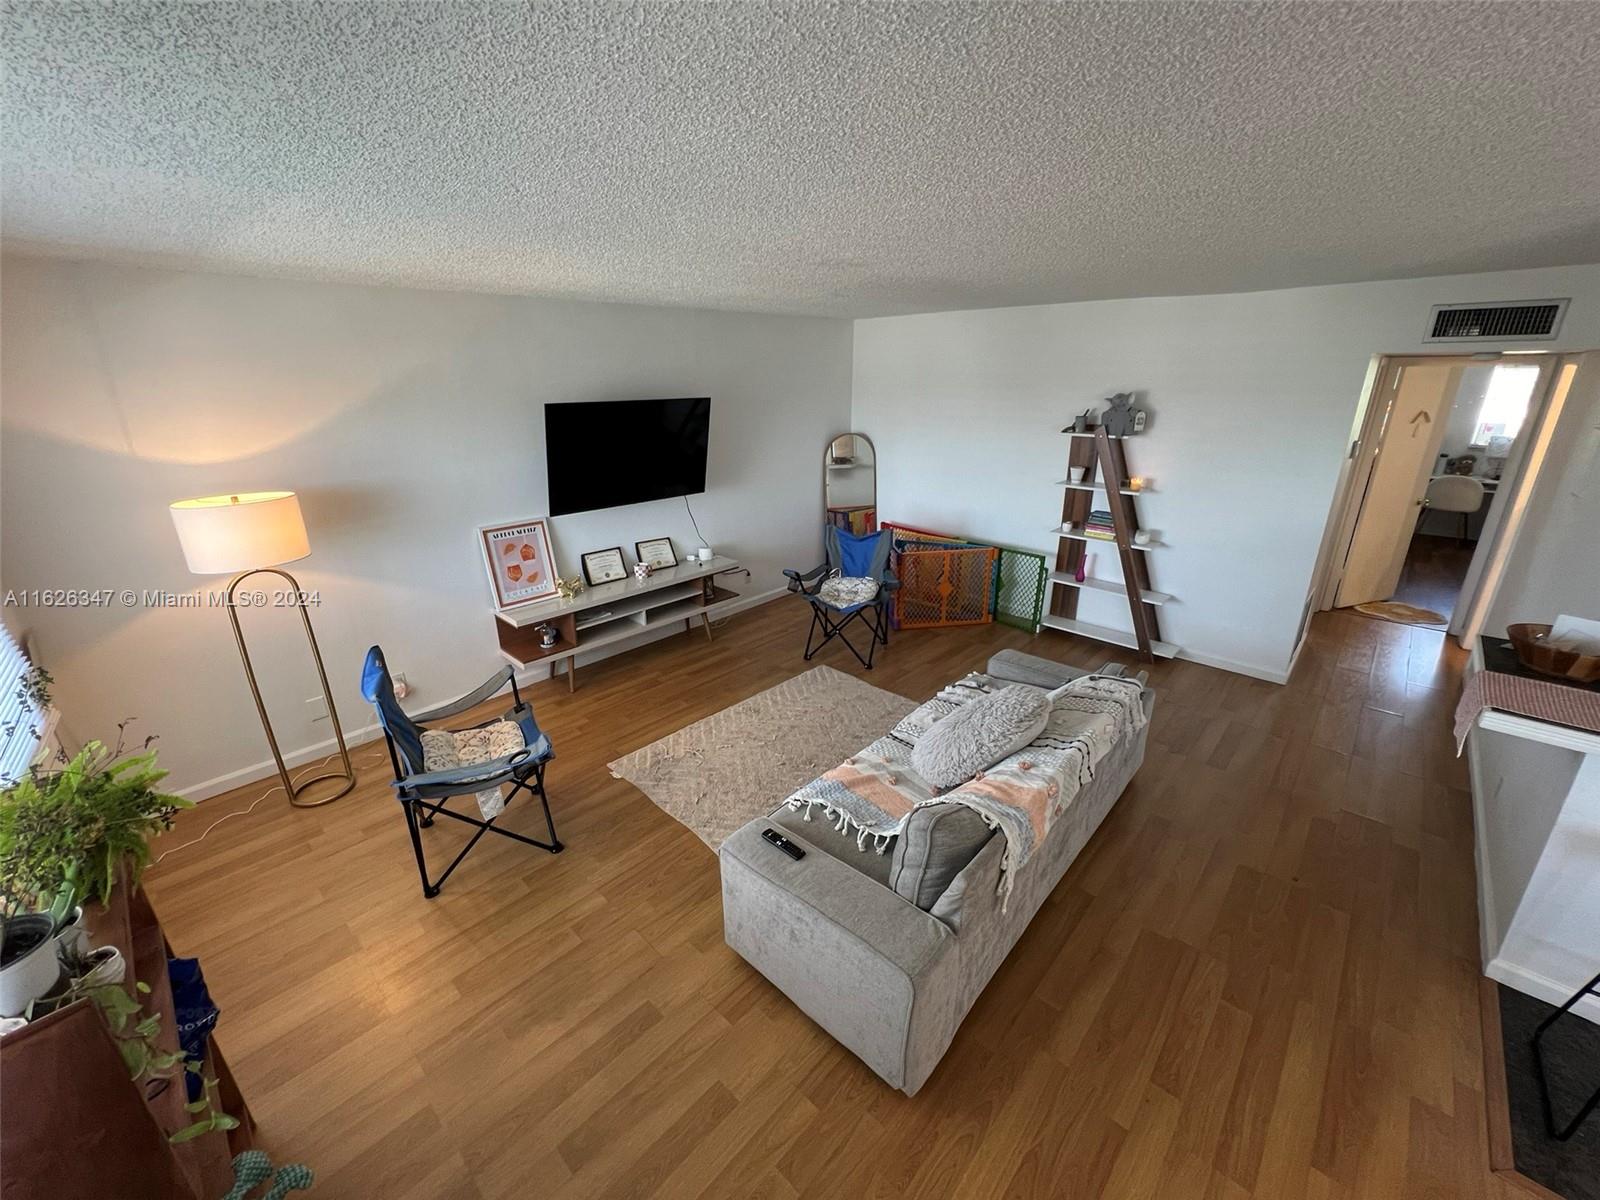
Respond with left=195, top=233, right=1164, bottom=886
left=0, top=255, right=852, bottom=795
left=1469, top=352, right=1600, bottom=1019
left=852, top=265, right=1600, bottom=680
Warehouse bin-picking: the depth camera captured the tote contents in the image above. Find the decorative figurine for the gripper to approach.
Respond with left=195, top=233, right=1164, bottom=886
left=1100, top=393, right=1140, bottom=438
left=634, top=561, right=654, bottom=581
left=554, top=575, right=584, bottom=601
left=537, top=624, right=558, bottom=649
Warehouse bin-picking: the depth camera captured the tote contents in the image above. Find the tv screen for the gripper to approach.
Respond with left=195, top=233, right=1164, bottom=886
left=544, top=397, right=710, bottom=517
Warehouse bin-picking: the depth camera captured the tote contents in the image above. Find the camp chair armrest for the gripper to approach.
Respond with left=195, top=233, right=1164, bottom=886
left=408, top=666, right=516, bottom=724
left=784, top=564, right=828, bottom=594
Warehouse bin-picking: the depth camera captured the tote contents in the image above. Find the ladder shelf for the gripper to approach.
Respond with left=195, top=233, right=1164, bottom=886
left=1045, top=426, right=1176, bottom=662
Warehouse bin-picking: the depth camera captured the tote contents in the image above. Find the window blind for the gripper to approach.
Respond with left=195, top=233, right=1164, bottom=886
left=0, top=621, right=43, bottom=785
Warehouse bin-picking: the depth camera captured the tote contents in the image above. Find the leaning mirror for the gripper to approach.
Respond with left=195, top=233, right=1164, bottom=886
left=825, top=433, right=877, bottom=534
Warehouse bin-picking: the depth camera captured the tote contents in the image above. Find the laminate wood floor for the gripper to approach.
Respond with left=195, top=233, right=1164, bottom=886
left=1391, top=533, right=1476, bottom=621
left=145, top=601, right=1513, bottom=1199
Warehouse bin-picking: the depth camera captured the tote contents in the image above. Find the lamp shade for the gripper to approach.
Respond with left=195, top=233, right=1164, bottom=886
left=170, top=491, right=311, bottom=575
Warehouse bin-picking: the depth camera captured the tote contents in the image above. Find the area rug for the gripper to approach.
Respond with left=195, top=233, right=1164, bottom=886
left=1355, top=600, right=1449, bottom=627
left=607, top=665, right=917, bottom=850
left=1496, top=983, right=1599, bottom=1200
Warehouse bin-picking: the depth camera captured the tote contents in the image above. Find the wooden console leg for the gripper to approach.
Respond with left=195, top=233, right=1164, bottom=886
left=702, top=613, right=714, bottom=642
left=566, top=657, right=576, bottom=693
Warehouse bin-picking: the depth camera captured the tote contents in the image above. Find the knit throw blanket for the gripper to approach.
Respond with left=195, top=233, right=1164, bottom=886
left=784, top=673, right=1147, bottom=905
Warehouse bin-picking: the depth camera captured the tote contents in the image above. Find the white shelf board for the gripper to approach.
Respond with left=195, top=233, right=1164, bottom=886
left=574, top=581, right=702, bottom=631
left=499, top=587, right=743, bottom=668
left=1050, top=528, right=1164, bottom=551
left=1063, top=431, right=1126, bottom=439
left=1053, top=480, right=1148, bottom=496
left=638, top=596, right=713, bottom=630
left=496, top=555, right=738, bottom=628
left=1048, top=572, right=1172, bottom=605
left=1041, top=613, right=1179, bottom=658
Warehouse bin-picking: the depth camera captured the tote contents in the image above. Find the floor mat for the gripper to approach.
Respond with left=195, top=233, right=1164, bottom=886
left=1354, top=600, right=1449, bottom=627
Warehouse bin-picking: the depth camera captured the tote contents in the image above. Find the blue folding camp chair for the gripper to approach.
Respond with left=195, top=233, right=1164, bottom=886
left=360, top=646, right=561, bottom=898
left=784, top=526, right=899, bottom=669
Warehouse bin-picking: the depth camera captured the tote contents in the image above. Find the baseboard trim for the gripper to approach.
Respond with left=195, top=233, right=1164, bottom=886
left=1485, top=956, right=1600, bottom=1023
left=1175, top=647, right=1290, bottom=686
left=175, top=721, right=383, bottom=802
left=179, top=586, right=787, bottom=802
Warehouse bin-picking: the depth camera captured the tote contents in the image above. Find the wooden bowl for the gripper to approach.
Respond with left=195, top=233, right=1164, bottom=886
left=1507, top=623, right=1600, bottom=684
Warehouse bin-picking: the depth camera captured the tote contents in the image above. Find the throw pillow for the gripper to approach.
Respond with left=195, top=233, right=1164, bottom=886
left=909, top=684, right=1052, bottom=791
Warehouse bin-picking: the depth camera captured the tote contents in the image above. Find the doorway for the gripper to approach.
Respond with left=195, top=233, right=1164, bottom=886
left=1322, top=355, right=1552, bottom=628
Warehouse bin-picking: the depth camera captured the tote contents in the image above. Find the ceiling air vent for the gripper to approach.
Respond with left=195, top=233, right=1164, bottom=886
left=1424, top=299, right=1568, bottom=342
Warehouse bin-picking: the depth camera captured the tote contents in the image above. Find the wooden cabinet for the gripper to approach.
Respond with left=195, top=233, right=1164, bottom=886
left=0, top=881, right=253, bottom=1199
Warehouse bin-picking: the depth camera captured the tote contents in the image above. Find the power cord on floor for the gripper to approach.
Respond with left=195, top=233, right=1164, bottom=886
left=153, top=744, right=387, bottom=866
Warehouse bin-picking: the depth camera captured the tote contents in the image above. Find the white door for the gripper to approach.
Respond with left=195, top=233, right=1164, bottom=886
left=1335, top=363, right=1458, bottom=608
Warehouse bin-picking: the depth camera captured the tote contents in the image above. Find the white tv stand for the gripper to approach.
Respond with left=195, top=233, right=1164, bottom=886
left=493, top=555, right=742, bottom=691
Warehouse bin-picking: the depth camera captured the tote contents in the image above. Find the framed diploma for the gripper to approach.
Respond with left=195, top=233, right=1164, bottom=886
left=478, top=518, right=559, bottom=609
left=581, top=546, right=628, bottom=586
left=634, top=537, right=678, bottom=570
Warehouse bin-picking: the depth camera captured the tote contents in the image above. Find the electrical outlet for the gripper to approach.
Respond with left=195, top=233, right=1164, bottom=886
left=305, top=695, right=328, bottom=722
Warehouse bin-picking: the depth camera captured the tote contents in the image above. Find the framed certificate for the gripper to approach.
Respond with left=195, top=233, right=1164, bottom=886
left=634, top=537, right=678, bottom=570
left=478, top=518, right=559, bottom=609
left=581, top=546, right=628, bottom=586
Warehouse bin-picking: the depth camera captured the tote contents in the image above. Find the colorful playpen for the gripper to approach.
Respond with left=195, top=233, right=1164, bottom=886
left=881, top=522, right=1047, bottom=633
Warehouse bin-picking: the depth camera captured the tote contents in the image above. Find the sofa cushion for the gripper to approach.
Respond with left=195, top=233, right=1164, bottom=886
left=909, top=683, right=1052, bottom=790
left=888, top=804, right=995, bottom=910
left=986, top=649, right=1091, bottom=690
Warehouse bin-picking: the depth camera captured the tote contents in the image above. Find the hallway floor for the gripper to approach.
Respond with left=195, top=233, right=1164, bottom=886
left=1390, top=534, right=1475, bottom=621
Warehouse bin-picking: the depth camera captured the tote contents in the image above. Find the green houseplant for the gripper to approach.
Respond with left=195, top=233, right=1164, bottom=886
left=0, top=727, right=190, bottom=1015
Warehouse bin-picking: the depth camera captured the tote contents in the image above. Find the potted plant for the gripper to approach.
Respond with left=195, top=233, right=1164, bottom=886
left=0, top=728, right=190, bottom=1017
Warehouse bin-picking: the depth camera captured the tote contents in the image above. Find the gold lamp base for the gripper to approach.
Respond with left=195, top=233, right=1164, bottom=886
left=226, top=567, right=355, bottom=808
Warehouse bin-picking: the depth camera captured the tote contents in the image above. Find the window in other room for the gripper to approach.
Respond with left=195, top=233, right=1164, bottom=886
left=1469, top=363, right=1540, bottom=447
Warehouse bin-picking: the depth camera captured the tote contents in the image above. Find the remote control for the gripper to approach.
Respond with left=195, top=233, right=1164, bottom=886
left=761, top=827, right=805, bottom=860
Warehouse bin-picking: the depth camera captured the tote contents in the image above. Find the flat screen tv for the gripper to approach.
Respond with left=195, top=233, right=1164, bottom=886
left=544, top=397, right=710, bottom=517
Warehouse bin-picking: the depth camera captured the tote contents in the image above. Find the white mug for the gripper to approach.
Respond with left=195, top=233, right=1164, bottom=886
left=696, top=546, right=713, bottom=563
left=1068, top=467, right=1086, bottom=483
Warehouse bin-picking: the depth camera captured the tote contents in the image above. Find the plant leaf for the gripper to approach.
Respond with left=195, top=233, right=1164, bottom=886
left=167, top=1120, right=212, bottom=1144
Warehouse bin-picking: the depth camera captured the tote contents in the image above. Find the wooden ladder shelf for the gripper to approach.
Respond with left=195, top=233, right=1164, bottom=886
left=1046, top=428, right=1176, bottom=661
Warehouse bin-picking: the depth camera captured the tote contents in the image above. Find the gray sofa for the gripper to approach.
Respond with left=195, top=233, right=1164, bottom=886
left=719, top=648, right=1154, bottom=1095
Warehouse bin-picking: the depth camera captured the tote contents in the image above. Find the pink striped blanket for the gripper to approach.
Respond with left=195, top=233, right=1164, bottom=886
left=784, top=672, right=1148, bottom=905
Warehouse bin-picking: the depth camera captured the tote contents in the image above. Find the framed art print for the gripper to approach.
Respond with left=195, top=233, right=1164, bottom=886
left=634, top=537, right=678, bottom=570
left=478, top=518, right=559, bottom=609
left=581, top=546, right=628, bottom=586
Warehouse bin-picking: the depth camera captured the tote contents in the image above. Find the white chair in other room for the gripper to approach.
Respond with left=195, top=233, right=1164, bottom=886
left=1421, top=475, right=1485, bottom=543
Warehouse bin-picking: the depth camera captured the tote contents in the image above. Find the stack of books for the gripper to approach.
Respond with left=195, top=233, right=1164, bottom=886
left=1083, top=509, right=1117, bottom=540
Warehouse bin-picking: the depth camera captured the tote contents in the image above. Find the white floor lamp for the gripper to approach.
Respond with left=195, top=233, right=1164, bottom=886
left=169, top=491, right=355, bottom=807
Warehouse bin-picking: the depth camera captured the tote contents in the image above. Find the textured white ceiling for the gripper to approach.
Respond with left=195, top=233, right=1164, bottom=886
left=4, top=2, right=1598, bottom=318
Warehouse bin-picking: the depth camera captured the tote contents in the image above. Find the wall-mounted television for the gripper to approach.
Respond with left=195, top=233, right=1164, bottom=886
left=544, top=397, right=710, bottom=517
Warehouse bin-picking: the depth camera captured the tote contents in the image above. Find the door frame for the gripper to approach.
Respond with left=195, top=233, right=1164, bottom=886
left=1309, top=352, right=1563, bottom=628
left=1450, top=355, right=1579, bottom=644
left=1332, top=359, right=1460, bottom=609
